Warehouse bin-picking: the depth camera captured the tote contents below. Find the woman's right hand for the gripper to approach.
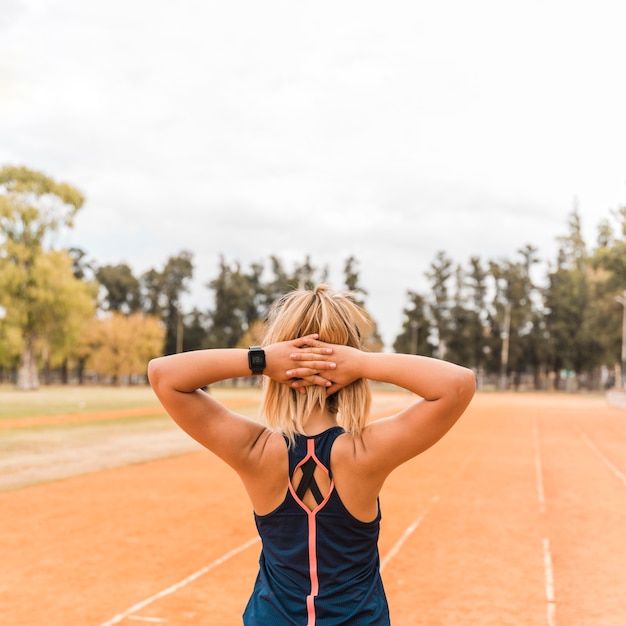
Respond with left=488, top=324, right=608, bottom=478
left=285, top=337, right=364, bottom=395
left=264, top=335, right=338, bottom=393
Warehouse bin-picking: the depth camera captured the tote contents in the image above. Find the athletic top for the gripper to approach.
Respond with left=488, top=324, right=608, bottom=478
left=243, top=426, right=390, bottom=626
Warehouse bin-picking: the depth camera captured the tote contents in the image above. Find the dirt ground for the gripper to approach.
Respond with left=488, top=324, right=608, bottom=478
left=0, top=415, right=201, bottom=491
left=1, top=391, right=625, bottom=625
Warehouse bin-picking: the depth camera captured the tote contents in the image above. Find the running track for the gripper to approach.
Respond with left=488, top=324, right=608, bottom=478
left=1, top=393, right=625, bottom=625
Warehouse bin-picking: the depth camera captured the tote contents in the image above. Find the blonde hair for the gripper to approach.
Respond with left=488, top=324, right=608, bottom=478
left=261, top=284, right=371, bottom=444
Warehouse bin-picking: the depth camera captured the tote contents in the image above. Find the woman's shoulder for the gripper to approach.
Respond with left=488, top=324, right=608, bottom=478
left=331, top=422, right=400, bottom=479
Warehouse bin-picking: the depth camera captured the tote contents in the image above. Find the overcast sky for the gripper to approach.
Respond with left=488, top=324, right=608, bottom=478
left=1, top=0, right=625, bottom=347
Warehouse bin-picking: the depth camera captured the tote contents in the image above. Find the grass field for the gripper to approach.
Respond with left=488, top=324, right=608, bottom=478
left=0, top=384, right=266, bottom=491
left=1, top=387, right=625, bottom=625
left=0, top=383, right=163, bottom=419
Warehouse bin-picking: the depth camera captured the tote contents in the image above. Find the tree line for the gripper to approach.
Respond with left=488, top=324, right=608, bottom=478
left=1, top=165, right=625, bottom=391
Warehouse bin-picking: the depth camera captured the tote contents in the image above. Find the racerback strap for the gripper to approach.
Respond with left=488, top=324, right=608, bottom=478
left=294, top=456, right=325, bottom=505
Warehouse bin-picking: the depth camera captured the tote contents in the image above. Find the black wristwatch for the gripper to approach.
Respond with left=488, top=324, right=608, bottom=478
left=248, top=346, right=266, bottom=375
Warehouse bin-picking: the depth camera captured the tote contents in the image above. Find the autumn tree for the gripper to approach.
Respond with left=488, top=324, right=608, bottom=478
left=237, top=319, right=268, bottom=350
left=0, top=166, right=89, bottom=389
left=84, top=312, right=164, bottom=383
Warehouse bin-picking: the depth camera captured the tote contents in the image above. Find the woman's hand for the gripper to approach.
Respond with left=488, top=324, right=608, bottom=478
left=283, top=336, right=364, bottom=395
left=264, top=334, right=337, bottom=393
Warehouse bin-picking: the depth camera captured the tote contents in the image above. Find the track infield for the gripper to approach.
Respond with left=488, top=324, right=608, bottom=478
left=1, top=391, right=625, bottom=625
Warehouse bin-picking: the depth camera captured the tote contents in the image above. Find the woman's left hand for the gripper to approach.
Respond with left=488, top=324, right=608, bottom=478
left=264, top=334, right=336, bottom=393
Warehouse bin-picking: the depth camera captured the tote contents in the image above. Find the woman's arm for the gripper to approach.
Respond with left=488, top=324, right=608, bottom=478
left=147, top=336, right=335, bottom=472
left=289, top=339, right=476, bottom=478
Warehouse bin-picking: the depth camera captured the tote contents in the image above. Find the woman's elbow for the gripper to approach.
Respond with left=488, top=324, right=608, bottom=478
left=147, top=357, right=165, bottom=390
left=455, top=367, right=477, bottom=404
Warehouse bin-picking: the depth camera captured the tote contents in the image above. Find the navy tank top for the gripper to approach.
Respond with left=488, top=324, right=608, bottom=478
left=243, top=426, right=390, bottom=626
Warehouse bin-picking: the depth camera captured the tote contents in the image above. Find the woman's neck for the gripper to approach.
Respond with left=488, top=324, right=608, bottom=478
left=302, top=409, right=338, bottom=436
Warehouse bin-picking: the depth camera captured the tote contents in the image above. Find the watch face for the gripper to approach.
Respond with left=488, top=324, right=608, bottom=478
left=249, top=348, right=266, bottom=373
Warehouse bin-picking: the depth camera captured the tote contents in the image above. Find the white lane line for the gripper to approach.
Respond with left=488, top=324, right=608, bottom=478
left=543, top=538, right=556, bottom=626
left=379, top=437, right=484, bottom=573
left=380, top=496, right=440, bottom=572
left=533, top=418, right=546, bottom=514
left=576, top=427, right=626, bottom=487
left=99, top=536, right=260, bottom=626
left=535, top=419, right=557, bottom=624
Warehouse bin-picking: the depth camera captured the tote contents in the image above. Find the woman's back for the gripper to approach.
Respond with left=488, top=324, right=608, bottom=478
left=243, top=426, right=390, bottom=626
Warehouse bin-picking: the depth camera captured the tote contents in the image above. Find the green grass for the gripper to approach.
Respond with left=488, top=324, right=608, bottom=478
left=0, top=384, right=161, bottom=419
left=0, top=381, right=406, bottom=422
left=0, top=383, right=267, bottom=421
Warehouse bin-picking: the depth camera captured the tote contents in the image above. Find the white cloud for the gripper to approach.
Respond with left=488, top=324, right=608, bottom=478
left=2, top=0, right=626, bottom=347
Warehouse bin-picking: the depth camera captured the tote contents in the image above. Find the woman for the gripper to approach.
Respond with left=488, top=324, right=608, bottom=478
left=148, top=284, right=475, bottom=625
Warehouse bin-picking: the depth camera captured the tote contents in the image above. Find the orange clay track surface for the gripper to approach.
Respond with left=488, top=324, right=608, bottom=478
left=2, top=391, right=626, bottom=626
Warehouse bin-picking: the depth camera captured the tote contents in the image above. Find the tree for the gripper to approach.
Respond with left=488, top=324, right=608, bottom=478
left=263, top=256, right=294, bottom=307
left=35, top=250, right=98, bottom=383
left=140, top=268, right=166, bottom=316
left=593, top=205, right=626, bottom=293
left=262, top=255, right=332, bottom=310
left=543, top=209, right=592, bottom=387
left=206, top=257, right=257, bottom=348
left=160, top=251, right=194, bottom=354
left=84, top=312, right=165, bottom=383
left=582, top=266, right=620, bottom=383
left=182, top=307, right=210, bottom=352
left=0, top=166, right=86, bottom=389
left=341, top=255, right=383, bottom=351
left=0, top=304, right=20, bottom=375
left=393, top=290, right=433, bottom=356
left=343, top=255, right=367, bottom=306
left=513, top=245, right=546, bottom=389
left=488, top=246, right=541, bottom=387
left=96, top=263, right=141, bottom=313
left=0, top=247, right=97, bottom=386
left=241, top=261, right=266, bottom=331
left=68, top=247, right=95, bottom=281
left=465, top=256, right=491, bottom=372
left=590, top=206, right=626, bottom=383
left=425, top=251, right=453, bottom=358
left=237, top=319, right=268, bottom=350
left=293, top=255, right=326, bottom=291
left=445, top=264, right=475, bottom=366
left=112, top=251, right=195, bottom=354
